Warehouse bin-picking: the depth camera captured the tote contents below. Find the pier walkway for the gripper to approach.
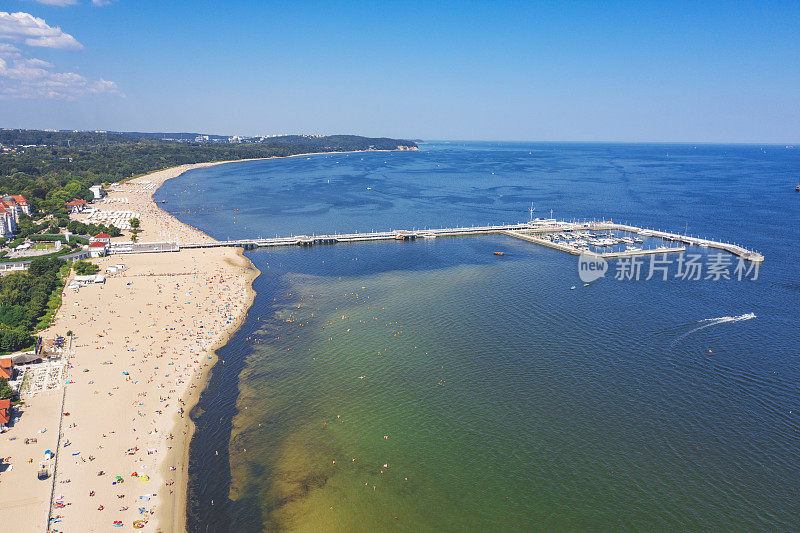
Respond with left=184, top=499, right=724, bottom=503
left=107, top=219, right=764, bottom=263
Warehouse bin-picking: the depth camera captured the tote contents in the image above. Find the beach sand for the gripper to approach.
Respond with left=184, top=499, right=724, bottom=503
left=0, top=390, right=63, bottom=531
left=75, top=163, right=222, bottom=244
left=1, top=150, right=399, bottom=532
left=45, top=248, right=257, bottom=532
left=1, top=161, right=258, bottom=533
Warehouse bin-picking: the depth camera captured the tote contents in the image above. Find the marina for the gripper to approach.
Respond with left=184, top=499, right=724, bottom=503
left=110, top=219, right=765, bottom=262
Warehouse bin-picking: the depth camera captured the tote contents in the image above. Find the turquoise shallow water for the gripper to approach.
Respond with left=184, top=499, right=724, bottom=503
left=157, top=142, right=800, bottom=531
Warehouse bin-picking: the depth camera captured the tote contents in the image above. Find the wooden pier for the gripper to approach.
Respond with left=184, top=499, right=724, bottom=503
left=108, top=220, right=764, bottom=263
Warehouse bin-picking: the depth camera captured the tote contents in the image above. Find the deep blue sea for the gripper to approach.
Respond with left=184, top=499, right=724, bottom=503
left=156, top=142, right=800, bottom=531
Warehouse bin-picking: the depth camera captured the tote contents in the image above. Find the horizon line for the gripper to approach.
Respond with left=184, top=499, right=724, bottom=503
left=2, top=127, right=797, bottom=146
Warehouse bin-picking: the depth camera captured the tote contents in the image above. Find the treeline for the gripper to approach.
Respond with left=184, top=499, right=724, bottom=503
left=0, top=214, right=119, bottom=246
left=0, top=130, right=416, bottom=219
left=0, top=256, right=66, bottom=353
left=66, top=221, right=121, bottom=237
left=0, top=130, right=135, bottom=147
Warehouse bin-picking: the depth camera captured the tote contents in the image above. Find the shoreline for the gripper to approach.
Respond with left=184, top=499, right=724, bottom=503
left=0, top=147, right=409, bottom=533
left=150, top=149, right=408, bottom=531
left=55, top=147, right=409, bottom=533
left=158, top=247, right=259, bottom=533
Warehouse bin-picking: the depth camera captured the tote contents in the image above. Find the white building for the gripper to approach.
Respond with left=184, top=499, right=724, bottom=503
left=0, top=205, right=15, bottom=237
left=89, top=185, right=104, bottom=200
left=71, top=274, right=106, bottom=287
left=0, top=195, right=30, bottom=237
left=88, top=241, right=108, bottom=257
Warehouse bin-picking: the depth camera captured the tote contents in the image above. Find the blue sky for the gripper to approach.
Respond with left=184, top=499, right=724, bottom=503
left=0, top=1, right=798, bottom=142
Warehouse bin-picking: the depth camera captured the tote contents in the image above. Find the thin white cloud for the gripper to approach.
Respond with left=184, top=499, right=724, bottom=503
left=34, top=0, right=79, bottom=6
left=0, top=11, right=83, bottom=50
left=0, top=43, right=22, bottom=58
left=92, top=0, right=115, bottom=6
left=0, top=55, right=119, bottom=99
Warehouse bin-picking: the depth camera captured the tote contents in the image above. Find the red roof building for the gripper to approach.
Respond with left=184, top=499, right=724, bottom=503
left=65, top=199, right=88, bottom=214
left=0, top=194, right=30, bottom=236
left=0, top=398, right=11, bottom=427
left=91, top=233, right=111, bottom=246
left=0, top=195, right=31, bottom=216
left=88, top=241, right=108, bottom=257
left=0, top=358, right=12, bottom=380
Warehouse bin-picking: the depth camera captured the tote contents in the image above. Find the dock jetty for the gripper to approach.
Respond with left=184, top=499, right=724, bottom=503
left=107, top=219, right=765, bottom=263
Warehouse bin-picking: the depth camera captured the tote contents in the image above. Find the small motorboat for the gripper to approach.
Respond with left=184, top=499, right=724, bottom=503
left=493, top=251, right=504, bottom=256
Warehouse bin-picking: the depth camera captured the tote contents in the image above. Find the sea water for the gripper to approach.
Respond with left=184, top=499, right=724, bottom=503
left=156, top=142, right=800, bottom=531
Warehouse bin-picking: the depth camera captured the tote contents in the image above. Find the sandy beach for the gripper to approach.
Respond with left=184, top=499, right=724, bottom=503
left=0, top=160, right=258, bottom=532
left=51, top=248, right=257, bottom=532
left=0, top=149, right=408, bottom=532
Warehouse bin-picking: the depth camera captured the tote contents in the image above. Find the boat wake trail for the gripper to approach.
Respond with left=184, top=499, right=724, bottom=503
left=697, top=313, right=757, bottom=325
left=670, top=313, right=756, bottom=347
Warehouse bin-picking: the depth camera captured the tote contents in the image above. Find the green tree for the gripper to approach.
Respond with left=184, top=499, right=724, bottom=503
left=73, top=261, right=99, bottom=275
left=0, top=377, right=15, bottom=400
left=129, top=217, right=140, bottom=229
left=28, top=257, right=64, bottom=277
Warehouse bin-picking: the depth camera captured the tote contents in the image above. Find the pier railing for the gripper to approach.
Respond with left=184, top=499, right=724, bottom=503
left=108, top=220, right=764, bottom=263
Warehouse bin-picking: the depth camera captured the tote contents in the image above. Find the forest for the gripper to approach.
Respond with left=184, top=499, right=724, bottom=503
left=0, top=257, right=66, bottom=353
left=0, top=130, right=416, bottom=218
